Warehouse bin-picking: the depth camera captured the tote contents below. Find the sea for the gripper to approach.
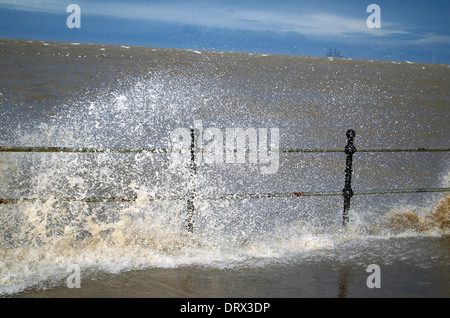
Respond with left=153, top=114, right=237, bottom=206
left=0, top=38, right=448, bottom=298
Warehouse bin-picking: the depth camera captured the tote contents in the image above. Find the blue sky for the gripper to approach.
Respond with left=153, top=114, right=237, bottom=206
left=1, top=0, right=449, bottom=63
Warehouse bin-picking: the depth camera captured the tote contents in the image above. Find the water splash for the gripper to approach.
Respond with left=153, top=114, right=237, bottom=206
left=1, top=51, right=449, bottom=295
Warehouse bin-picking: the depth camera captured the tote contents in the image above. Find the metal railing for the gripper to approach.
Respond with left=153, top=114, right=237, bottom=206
left=1, top=130, right=449, bottom=230
left=2, top=146, right=449, bottom=154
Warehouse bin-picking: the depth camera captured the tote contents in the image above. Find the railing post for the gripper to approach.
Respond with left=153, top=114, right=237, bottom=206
left=186, top=128, right=197, bottom=232
left=342, top=129, right=356, bottom=226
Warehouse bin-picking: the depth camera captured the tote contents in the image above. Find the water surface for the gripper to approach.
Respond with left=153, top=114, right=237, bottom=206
left=0, top=39, right=448, bottom=297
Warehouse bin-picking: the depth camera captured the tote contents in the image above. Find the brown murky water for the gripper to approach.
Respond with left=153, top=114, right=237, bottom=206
left=0, top=39, right=448, bottom=297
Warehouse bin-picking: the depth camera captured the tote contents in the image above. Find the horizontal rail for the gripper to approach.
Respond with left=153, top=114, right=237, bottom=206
left=281, top=148, right=450, bottom=153
left=1, top=146, right=449, bottom=154
left=0, top=146, right=170, bottom=153
left=1, top=187, right=448, bottom=205
left=343, top=148, right=450, bottom=153
left=0, top=195, right=184, bottom=204
left=203, top=187, right=450, bottom=199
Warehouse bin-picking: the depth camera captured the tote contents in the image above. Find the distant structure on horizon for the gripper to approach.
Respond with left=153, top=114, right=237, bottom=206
left=326, top=48, right=343, bottom=58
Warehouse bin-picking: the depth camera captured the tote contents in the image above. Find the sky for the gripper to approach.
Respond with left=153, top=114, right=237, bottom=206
left=0, top=0, right=449, bottom=63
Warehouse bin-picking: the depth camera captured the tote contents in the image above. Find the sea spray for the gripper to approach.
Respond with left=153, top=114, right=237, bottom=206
left=1, top=40, right=449, bottom=296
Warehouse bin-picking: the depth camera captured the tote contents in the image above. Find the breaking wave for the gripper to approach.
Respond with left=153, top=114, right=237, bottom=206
left=1, top=51, right=448, bottom=296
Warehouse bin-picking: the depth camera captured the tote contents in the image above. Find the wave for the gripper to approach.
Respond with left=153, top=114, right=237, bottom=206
left=1, top=191, right=448, bottom=295
left=1, top=49, right=448, bottom=296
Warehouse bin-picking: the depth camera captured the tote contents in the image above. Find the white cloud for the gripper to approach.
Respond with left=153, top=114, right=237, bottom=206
left=410, top=33, right=450, bottom=45
left=80, top=2, right=410, bottom=39
left=0, top=0, right=63, bottom=13
left=2, top=0, right=447, bottom=45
